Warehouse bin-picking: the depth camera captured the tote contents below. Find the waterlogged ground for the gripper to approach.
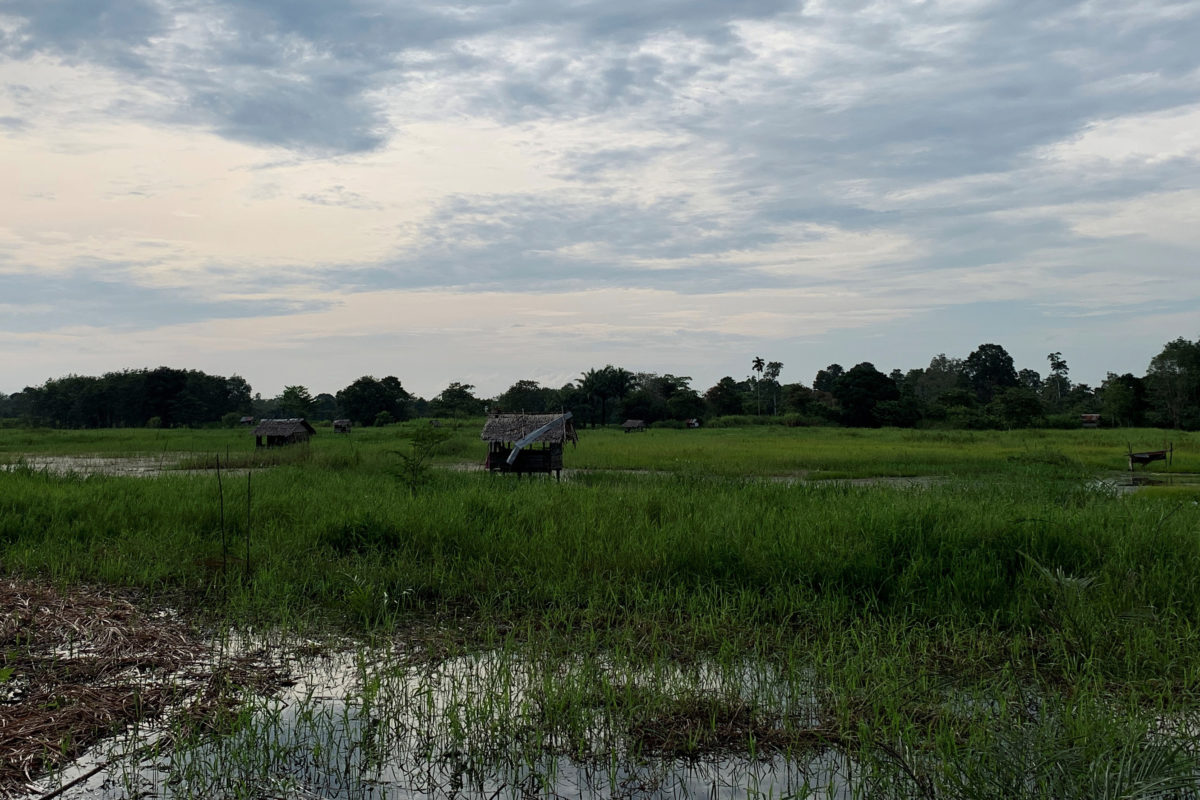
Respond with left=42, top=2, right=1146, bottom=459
left=30, top=644, right=852, bottom=799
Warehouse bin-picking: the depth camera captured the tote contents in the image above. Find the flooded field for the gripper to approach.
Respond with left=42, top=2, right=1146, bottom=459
left=0, top=454, right=190, bottom=477
left=28, top=645, right=850, bottom=799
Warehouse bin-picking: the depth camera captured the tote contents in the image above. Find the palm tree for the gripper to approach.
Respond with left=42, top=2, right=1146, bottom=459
left=751, top=356, right=765, bottom=414
left=579, top=365, right=635, bottom=426
left=578, top=368, right=604, bottom=427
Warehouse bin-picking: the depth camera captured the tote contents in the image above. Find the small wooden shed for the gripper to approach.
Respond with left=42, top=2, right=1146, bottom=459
left=333, top=419, right=352, bottom=434
left=622, top=419, right=647, bottom=433
left=482, top=413, right=577, bottom=478
left=1080, top=413, right=1100, bottom=429
left=254, top=418, right=316, bottom=448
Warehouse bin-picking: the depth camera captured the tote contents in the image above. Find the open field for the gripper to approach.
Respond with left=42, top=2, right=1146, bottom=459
left=3, top=425, right=1200, bottom=798
left=2, top=422, right=1197, bottom=477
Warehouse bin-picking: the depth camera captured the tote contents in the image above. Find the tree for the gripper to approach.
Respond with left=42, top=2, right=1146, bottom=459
left=1044, top=352, right=1070, bottom=411
left=1018, top=369, right=1043, bottom=392
left=913, top=354, right=965, bottom=404
left=225, top=375, right=253, bottom=415
left=278, top=385, right=315, bottom=418
left=494, top=380, right=559, bottom=414
left=751, top=356, right=765, bottom=414
left=556, top=381, right=594, bottom=424
left=336, top=376, right=412, bottom=427
left=705, top=377, right=745, bottom=416
left=831, top=362, right=899, bottom=427
left=311, top=393, right=338, bottom=421
left=763, top=361, right=783, bottom=415
left=578, top=365, right=634, bottom=426
left=430, top=382, right=485, bottom=418
left=1100, top=373, right=1146, bottom=428
left=1145, top=338, right=1200, bottom=429
left=813, top=364, right=844, bottom=394
left=781, top=383, right=815, bottom=414
left=18, top=367, right=248, bottom=428
left=992, top=387, right=1044, bottom=429
left=964, top=343, right=1018, bottom=403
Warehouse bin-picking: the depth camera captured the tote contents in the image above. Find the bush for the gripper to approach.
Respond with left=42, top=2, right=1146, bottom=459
left=707, top=415, right=774, bottom=428
left=780, top=413, right=836, bottom=427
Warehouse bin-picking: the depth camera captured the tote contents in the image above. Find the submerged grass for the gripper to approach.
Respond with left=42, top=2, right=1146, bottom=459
left=4, top=425, right=1200, bottom=797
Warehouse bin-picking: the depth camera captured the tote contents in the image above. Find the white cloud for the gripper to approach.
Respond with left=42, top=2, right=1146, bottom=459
left=1039, top=104, right=1200, bottom=168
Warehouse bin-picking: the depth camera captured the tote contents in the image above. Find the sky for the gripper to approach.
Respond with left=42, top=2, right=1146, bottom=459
left=2, top=0, right=1199, bottom=400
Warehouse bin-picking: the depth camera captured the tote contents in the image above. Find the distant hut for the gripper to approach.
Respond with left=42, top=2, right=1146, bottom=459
left=333, top=419, right=352, bottom=434
left=622, top=419, right=647, bottom=433
left=482, top=412, right=577, bottom=479
left=253, top=418, right=316, bottom=448
left=1080, top=413, right=1101, bottom=429
left=238, top=415, right=255, bottom=426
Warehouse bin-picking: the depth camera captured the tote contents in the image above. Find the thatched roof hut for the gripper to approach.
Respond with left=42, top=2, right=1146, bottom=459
left=480, top=413, right=578, bottom=446
left=333, top=419, right=352, bottom=434
left=481, top=413, right=577, bottom=478
left=253, top=418, right=316, bottom=447
left=622, top=419, right=647, bottom=433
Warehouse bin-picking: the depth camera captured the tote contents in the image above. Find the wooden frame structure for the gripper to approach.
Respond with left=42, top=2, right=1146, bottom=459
left=1128, top=442, right=1173, bottom=471
left=482, top=413, right=577, bottom=479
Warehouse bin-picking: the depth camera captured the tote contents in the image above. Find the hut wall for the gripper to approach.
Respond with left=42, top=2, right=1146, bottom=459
left=487, top=442, right=563, bottom=474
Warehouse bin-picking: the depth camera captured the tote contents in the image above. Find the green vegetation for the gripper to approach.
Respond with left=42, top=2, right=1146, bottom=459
left=7, top=335, right=1200, bottom=433
left=3, top=426, right=1200, bottom=797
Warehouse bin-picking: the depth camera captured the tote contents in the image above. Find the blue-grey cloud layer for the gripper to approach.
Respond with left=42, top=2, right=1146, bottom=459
left=3, top=0, right=1199, bottom=388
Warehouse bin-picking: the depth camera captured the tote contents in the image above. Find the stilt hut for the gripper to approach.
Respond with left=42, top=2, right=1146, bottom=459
left=333, top=419, right=352, bottom=434
left=253, top=418, right=316, bottom=448
left=482, top=412, right=577, bottom=479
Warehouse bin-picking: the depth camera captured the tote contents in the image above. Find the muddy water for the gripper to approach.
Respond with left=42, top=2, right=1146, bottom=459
left=1092, top=471, right=1200, bottom=495
left=28, top=647, right=851, bottom=799
left=0, top=454, right=257, bottom=478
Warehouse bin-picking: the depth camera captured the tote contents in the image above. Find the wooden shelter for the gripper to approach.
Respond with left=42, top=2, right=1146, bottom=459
left=622, top=419, right=647, bottom=433
left=333, top=419, right=352, bottom=434
left=482, top=412, right=577, bottom=478
left=1129, top=442, right=1173, bottom=471
left=253, top=418, right=316, bottom=448
left=1080, top=413, right=1100, bottom=429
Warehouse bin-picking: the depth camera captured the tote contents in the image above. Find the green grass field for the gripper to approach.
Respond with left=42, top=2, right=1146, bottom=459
left=3, top=424, right=1200, bottom=798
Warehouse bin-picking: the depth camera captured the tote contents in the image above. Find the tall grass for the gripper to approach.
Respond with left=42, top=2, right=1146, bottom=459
left=5, top=426, right=1200, bottom=797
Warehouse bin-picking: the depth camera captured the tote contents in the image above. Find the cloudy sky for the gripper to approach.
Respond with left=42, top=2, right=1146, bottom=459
left=2, top=0, right=1199, bottom=399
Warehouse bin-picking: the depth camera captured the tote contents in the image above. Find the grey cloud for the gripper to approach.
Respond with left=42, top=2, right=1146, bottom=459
left=2, top=0, right=167, bottom=55
left=2, top=0, right=804, bottom=152
left=0, top=270, right=330, bottom=332
left=3, top=0, right=1198, bottom=320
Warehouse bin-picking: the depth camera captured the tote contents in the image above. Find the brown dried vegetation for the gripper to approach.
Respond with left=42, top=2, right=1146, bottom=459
left=0, top=578, right=285, bottom=797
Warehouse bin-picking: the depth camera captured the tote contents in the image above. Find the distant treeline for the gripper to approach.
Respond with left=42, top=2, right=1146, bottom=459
left=3, top=337, right=1200, bottom=430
